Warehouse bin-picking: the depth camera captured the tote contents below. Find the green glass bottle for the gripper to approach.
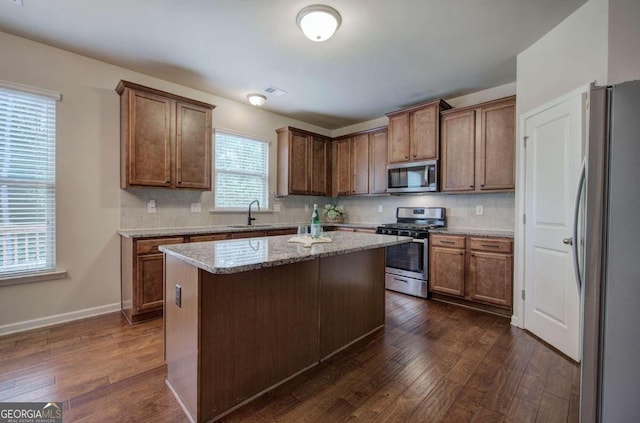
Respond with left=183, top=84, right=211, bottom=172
left=310, top=204, right=321, bottom=238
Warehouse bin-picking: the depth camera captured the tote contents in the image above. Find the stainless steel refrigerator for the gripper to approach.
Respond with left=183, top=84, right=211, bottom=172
left=580, top=80, right=640, bottom=422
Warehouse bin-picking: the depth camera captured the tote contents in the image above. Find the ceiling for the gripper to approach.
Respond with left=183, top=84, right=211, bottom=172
left=0, top=0, right=587, bottom=129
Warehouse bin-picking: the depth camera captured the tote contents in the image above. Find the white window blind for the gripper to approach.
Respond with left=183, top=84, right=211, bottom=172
left=0, top=85, right=57, bottom=278
left=214, top=130, right=269, bottom=209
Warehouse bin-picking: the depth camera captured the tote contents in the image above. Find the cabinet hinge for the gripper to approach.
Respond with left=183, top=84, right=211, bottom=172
left=521, top=289, right=526, bottom=301
left=523, top=214, right=526, bottom=224
left=523, top=136, right=529, bottom=148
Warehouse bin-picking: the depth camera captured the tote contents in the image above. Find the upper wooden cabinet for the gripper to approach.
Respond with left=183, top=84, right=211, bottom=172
left=332, top=127, right=388, bottom=197
left=386, top=99, right=451, bottom=164
left=369, top=128, right=388, bottom=194
left=332, top=138, right=351, bottom=196
left=351, top=133, right=370, bottom=195
left=441, top=96, right=515, bottom=193
left=117, top=80, right=214, bottom=190
left=276, top=127, right=331, bottom=196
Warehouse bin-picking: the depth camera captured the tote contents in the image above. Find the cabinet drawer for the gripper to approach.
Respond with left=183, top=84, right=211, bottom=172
left=189, top=233, right=231, bottom=242
left=231, top=231, right=267, bottom=239
left=136, top=237, right=185, bottom=254
left=266, top=228, right=297, bottom=236
left=430, top=235, right=465, bottom=249
left=469, top=237, right=512, bottom=254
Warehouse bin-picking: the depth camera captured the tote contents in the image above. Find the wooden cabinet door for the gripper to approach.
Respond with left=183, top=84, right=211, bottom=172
left=387, top=113, right=410, bottom=163
left=369, top=128, right=388, bottom=194
left=289, top=131, right=310, bottom=194
left=351, top=133, right=370, bottom=195
left=310, top=136, right=329, bottom=195
left=478, top=98, right=515, bottom=190
left=441, top=109, right=476, bottom=192
left=175, top=102, right=212, bottom=189
left=128, top=90, right=172, bottom=187
left=411, top=104, right=438, bottom=161
left=136, top=253, right=164, bottom=313
left=429, top=247, right=465, bottom=297
left=468, top=251, right=513, bottom=308
left=334, top=138, right=351, bottom=196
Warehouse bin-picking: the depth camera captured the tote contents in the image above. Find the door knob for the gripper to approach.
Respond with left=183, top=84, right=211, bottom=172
left=563, top=237, right=573, bottom=245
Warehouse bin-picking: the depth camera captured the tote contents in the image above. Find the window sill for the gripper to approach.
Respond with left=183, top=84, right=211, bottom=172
left=0, top=269, right=67, bottom=287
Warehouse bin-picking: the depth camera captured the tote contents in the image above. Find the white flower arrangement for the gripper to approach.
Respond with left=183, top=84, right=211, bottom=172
left=322, top=204, right=344, bottom=221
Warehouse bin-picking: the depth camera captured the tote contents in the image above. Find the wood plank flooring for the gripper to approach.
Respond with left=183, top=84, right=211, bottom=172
left=0, top=292, right=579, bottom=422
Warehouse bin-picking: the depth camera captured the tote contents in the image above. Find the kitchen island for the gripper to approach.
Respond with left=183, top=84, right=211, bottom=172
left=160, top=231, right=411, bottom=423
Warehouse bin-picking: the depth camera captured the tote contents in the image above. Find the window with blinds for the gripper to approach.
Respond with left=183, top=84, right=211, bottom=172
left=0, top=84, right=57, bottom=278
left=214, top=130, right=269, bottom=209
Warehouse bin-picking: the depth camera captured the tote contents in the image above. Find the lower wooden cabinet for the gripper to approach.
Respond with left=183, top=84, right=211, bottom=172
left=121, top=228, right=300, bottom=324
left=121, top=236, right=186, bottom=323
left=429, top=234, right=513, bottom=315
left=430, top=246, right=465, bottom=296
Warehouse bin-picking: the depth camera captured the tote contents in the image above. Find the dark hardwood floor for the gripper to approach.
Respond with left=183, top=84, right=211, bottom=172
left=0, top=292, right=579, bottom=422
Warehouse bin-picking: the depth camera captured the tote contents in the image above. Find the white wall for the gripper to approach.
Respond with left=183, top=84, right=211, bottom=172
left=513, top=0, right=609, bottom=327
left=0, top=30, right=330, bottom=333
left=608, top=0, right=640, bottom=84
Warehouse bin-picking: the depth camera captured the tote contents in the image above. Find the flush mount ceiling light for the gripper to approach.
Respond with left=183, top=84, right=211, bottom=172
left=296, top=4, right=342, bottom=42
left=247, top=93, right=267, bottom=106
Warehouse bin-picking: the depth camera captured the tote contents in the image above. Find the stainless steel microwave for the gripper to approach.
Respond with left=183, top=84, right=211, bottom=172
left=387, top=160, right=438, bottom=193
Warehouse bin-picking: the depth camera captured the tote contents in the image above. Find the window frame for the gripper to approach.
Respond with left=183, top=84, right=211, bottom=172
left=0, top=80, right=65, bottom=286
left=212, top=128, right=270, bottom=211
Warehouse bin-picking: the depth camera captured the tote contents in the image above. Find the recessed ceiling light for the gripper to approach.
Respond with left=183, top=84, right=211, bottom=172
left=247, top=93, right=267, bottom=107
left=296, top=4, right=342, bottom=42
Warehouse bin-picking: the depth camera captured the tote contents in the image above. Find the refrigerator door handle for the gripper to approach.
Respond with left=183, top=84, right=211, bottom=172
left=572, top=159, right=586, bottom=293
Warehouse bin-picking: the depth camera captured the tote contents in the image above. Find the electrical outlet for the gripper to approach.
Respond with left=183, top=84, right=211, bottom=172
left=476, top=205, right=484, bottom=216
left=147, top=200, right=157, bottom=214
left=190, top=203, right=202, bottom=213
left=175, top=284, right=182, bottom=308
left=305, top=204, right=309, bottom=212
left=378, top=205, right=384, bottom=213
left=7, top=0, right=23, bottom=6
left=273, top=204, right=281, bottom=212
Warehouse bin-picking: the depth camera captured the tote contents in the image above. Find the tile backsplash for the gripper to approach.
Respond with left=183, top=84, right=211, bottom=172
left=121, top=189, right=515, bottom=231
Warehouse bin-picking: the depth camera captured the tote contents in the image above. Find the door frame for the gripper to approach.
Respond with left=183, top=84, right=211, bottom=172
left=512, top=83, right=590, bottom=329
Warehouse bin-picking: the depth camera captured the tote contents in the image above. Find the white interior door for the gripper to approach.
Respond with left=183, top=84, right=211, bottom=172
left=522, top=89, right=584, bottom=362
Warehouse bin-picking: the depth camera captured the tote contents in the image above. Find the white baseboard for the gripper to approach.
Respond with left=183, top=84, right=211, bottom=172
left=0, top=302, right=121, bottom=336
left=510, top=314, right=521, bottom=328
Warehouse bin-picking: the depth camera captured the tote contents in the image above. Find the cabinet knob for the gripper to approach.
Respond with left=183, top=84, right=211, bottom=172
left=166, top=180, right=170, bottom=184
left=470, top=185, right=474, bottom=188
left=481, top=184, right=485, bottom=187
left=413, top=154, right=417, bottom=158
left=459, top=252, right=464, bottom=256
left=405, top=156, right=409, bottom=159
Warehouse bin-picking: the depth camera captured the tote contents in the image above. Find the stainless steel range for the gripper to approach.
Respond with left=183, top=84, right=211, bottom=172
left=376, top=207, right=446, bottom=298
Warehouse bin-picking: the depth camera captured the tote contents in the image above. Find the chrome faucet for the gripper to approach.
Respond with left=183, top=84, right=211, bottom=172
left=247, top=200, right=260, bottom=225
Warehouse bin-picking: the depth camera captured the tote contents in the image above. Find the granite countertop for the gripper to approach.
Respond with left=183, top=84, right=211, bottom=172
left=159, top=231, right=411, bottom=275
left=118, top=222, right=379, bottom=238
left=429, top=228, right=515, bottom=238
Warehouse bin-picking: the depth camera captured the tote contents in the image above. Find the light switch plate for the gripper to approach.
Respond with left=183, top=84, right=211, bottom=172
left=305, top=204, right=309, bottom=212
left=378, top=205, right=384, bottom=213
left=147, top=200, right=157, bottom=214
left=273, top=204, right=281, bottom=212
left=190, top=203, right=202, bottom=213
left=476, top=205, right=484, bottom=216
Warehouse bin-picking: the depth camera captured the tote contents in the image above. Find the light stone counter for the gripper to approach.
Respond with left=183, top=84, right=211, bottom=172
left=159, top=231, right=410, bottom=274
left=429, top=228, right=515, bottom=238
left=118, top=222, right=379, bottom=238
